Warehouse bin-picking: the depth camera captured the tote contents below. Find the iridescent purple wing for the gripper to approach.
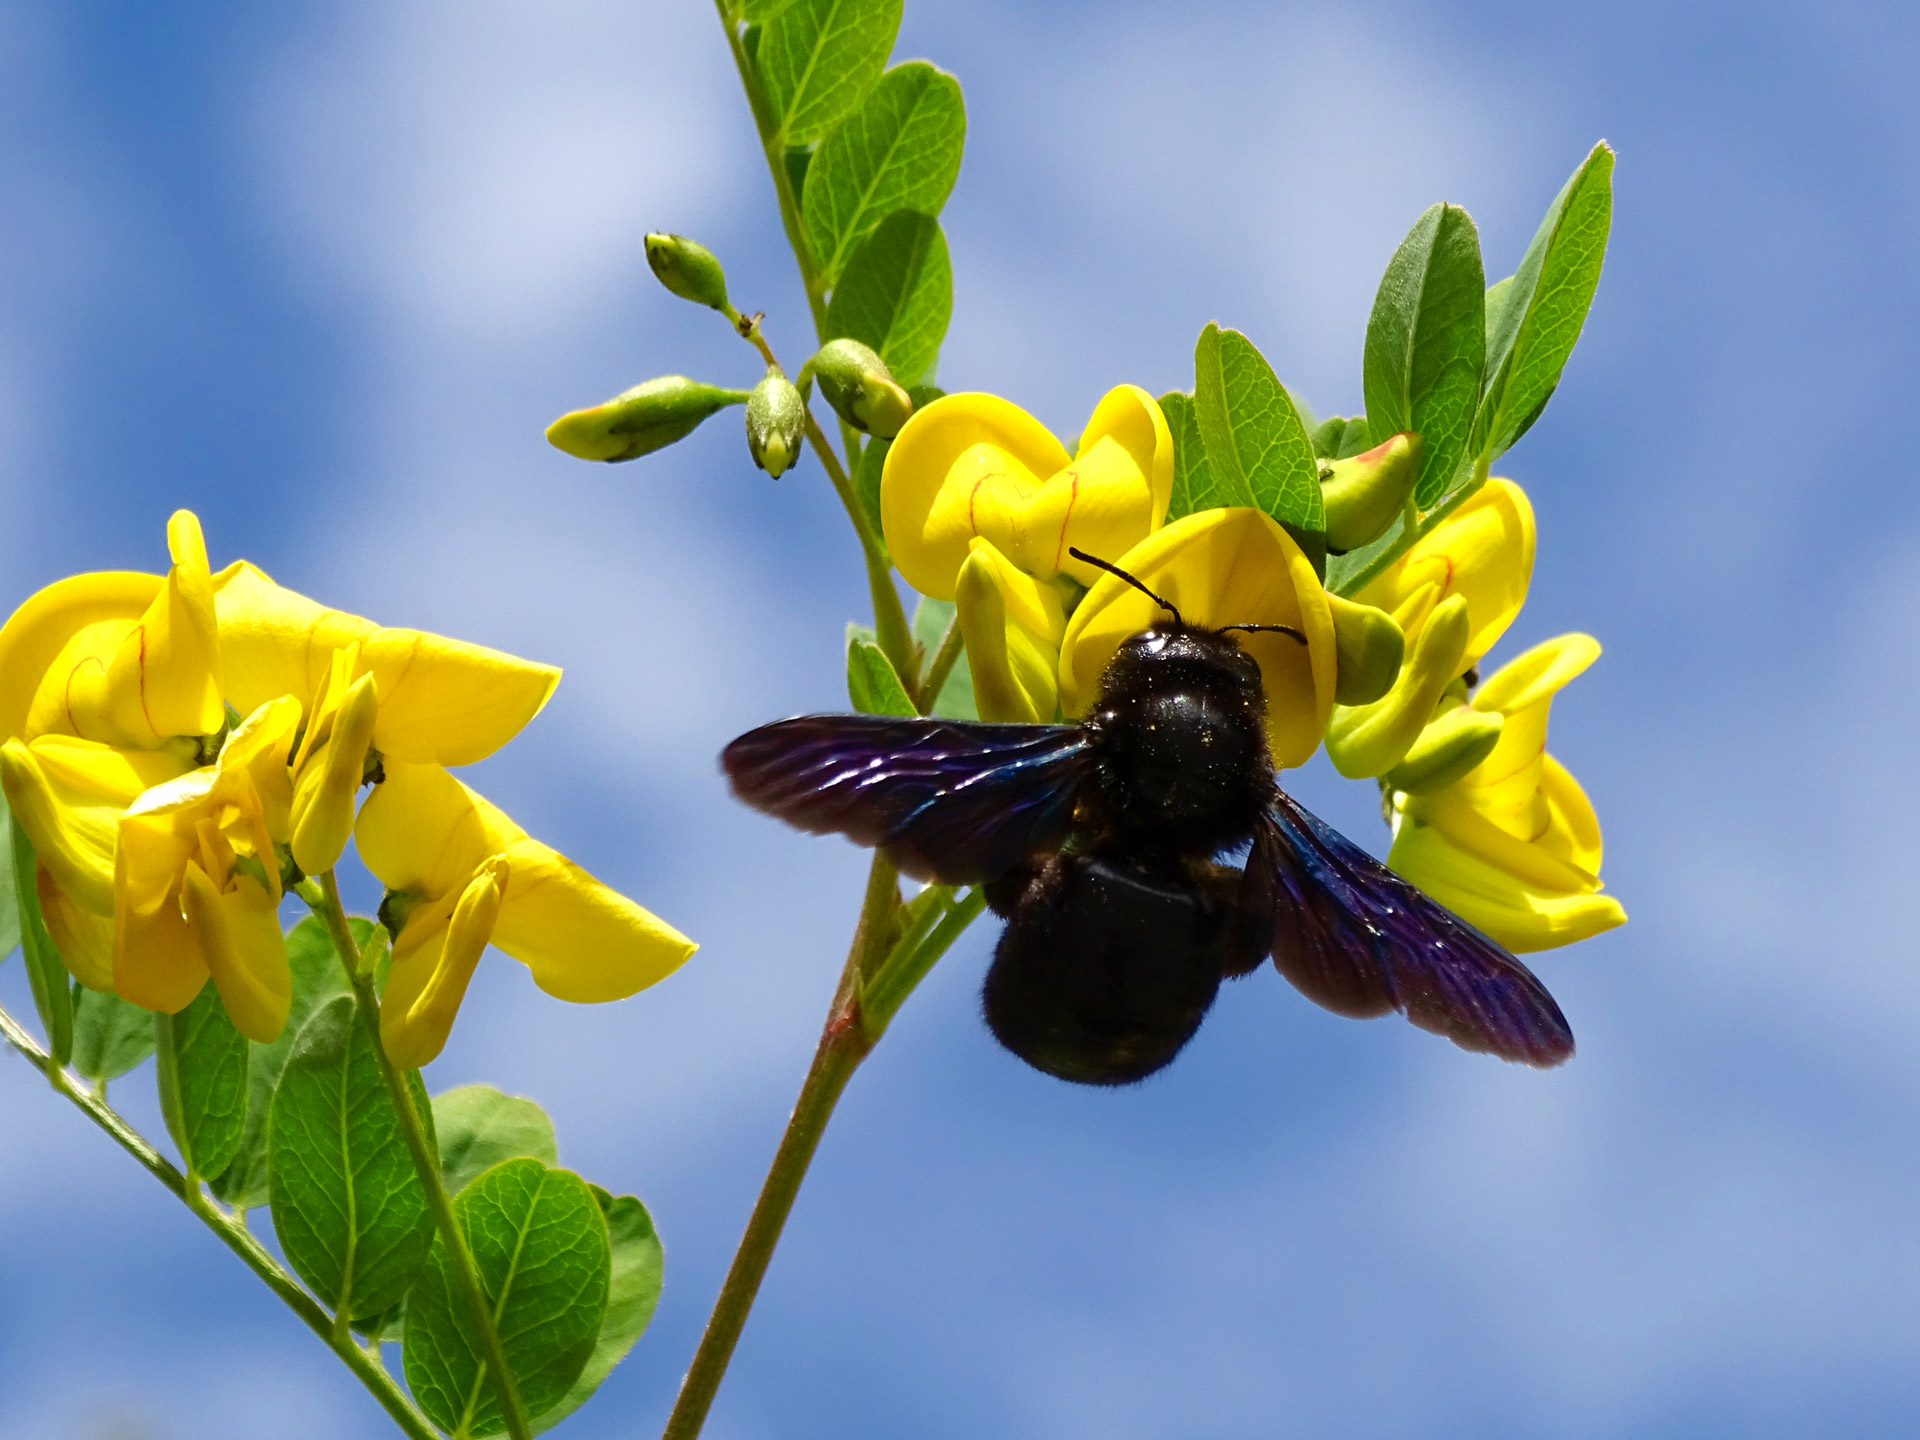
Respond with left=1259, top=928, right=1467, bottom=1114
left=1247, top=789, right=1573, bottom=1067
left=721, top=715, right=1092, bottom=884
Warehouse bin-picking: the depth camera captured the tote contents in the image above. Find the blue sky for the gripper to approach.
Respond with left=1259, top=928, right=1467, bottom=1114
left=3, top=1, right=1919, bottom=1437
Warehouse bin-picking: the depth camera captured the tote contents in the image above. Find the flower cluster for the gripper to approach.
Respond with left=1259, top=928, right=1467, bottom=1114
left=0, top=513, right=695, bottom=1062
left=879, top=391, right=1624, bottom=954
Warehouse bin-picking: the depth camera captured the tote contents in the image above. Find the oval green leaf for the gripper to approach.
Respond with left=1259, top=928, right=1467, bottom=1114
left=529, top=1185, right=665, bottom=1433
left=267, top=995, right=436, bottom=1324
left=825, top=210, right=950, bottom=388
left=1192, top=324, right=1324, bottom=532
left=756, top=0, right=902, bottom=145
left=803, top=61, right=965, bottom=284
left=433, top=1084, right=559, bottom=1197
left=404, top=1158, right=612, bottom=1439
left=1478, top=141, right=1613, bottom=460
left=1362, top=202, right=1487, bottom=506
left=71, top=985, right=156, bottom=1085
left=1158, top=391, right=1222, bottom=521
left=208, top=914, right=360, bottom=1207
left=156, top=979, right=248, bottom=1180
left=846, top=633, right=917, bottom=716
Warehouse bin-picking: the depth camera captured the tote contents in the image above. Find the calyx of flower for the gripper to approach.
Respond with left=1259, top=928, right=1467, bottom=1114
left=810, top=338, right=914, bottom=438
left=1321, top=432, right=1420, bottom=553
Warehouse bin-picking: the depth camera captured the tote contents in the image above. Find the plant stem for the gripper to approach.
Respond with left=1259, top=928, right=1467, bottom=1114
left=658, top=854, right=902, bottom=1440
left=0, top=1004, right=437, bottom=1440
left=310, top=874, right=533, bottom=1440
left=713, top=0, right=918, bottom=683
left=916, top=615, right=964, bottom=714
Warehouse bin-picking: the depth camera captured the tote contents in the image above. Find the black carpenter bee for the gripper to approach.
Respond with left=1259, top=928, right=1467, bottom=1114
left=722, top=549, right=1572, bottom=1085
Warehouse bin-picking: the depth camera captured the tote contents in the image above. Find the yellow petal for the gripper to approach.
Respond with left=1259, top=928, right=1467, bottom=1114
left=880, top=392, right=1071, bottom=600
left=354, top=762, right=522, bottom=899
left=61, top=511, right=225, bottom=747
left=38, top=865, right=115, bottom=991
left=0, top=572, right=161, bottom=743
left=956, top=538, right=1064, bottom=724
left=1058, top=508, right=1337, bottom=768
left=491, top=838, right=696, bottom=1003
left=292, top=672, right=378, bottom=875
left=211, top=560, right=379, bottom=718
left=1, top=736, right=192, bottom=913
left=1355, top=477, right=1535, bottom=663
left=359, top=629, right=560, bottom=766
left=111, top=844, right=210, bottom=1015
left=1472, top=632, right=1601, bottom=715
left=1388, top=809, right=1626, bottom=953
left=1456, top=633, right=1601, bottom=836
left=382, top=855, right=508, bottom=1068
left=1540, top=753, right=1603, bottom=875
left=1015, top=385, right=1172, bottom=588
left=180, top=861, right=290, bottom=1043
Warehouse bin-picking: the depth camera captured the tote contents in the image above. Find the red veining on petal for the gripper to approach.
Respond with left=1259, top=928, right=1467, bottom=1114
left=1053, top=470, right=1081, bottom=572
left=137, top=626, right=156, bottom=738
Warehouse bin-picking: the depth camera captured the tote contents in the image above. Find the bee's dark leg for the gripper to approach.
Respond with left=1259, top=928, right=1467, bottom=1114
left=983, top=859, right=1047, bottom=919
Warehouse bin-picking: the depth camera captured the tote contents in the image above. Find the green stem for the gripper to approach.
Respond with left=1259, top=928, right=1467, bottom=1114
left=714, top=0, right=918, bottom=683
left=0, top=1004, right=436, bottom=1440
left=916, top=615, right=964, bottom=715
left=658, top=854, right=902, bottom=1440
left=309, top=874, right=533, bottom=1440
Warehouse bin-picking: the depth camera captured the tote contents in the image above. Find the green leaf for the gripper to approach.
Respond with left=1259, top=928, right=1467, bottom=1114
left=71, top=985, right=156, bottom=1085
left=1336, top=417, right=1375, bottom=459
left=267, top=996, right=436, bottom=1324
left=1159, top=391, right=1224, bottom=521
left=846, top=634, right=917, bottom=716
left=8, top=814, right=72, bottom=1063
left=1362, top=202, right=1486, bottom=506
left=433, top=1084, right=559, bottom=1197
left=208, top=914, right=360, bottom=1207
left=756, top=0, right=902, bottom=145
left=1477, top=142, right=1613, bottom=460
left=804, top=62, right=964, bottom=284
left=1191, top=323, right=1324, bottom=531
left=404, top=1159, right=611, bottom=1439
left=156, top=980, right=248, bottom=1179
left=740, top=0, right=801, bottom=21
left=911, top=597, right=975, bottom=719
left=0, top=794, right=18, bottom=961
left=825, top=210, right=950, bottom=388
left=530, top=1185, right=664, bottom=1433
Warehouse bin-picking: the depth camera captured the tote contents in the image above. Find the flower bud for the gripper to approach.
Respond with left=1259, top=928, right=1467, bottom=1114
left=1323, top=592, right=1470, bottom=779
left=1326, top=593, right=1404, bottom=706
left=1383, top=701, right=1503, bottom=795
left=746, top=364, right=807, bottom=478
left=1321, top=432, right=1420, bottom=553
left=546, top=376, right=748, bottom=463
left=644, top=232, right=731, bottom=313
left=809, top=338, right=914, bottom=438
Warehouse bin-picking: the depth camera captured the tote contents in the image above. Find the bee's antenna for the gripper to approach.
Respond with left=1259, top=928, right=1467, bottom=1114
left=1220, top=622, right=1308, bottom=647
left=1068, top=546, right=1182, bottom=625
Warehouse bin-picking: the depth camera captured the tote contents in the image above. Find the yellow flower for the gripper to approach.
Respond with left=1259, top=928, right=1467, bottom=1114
left=954, top=538, right=1069, bottom=723
left=0, top=510, right=223, bottom=749
left=355, top=763, right=697, bottom=1066
left=0, top=736, right=194, bottom=989
left=1354, top=477, right=1535, bottom=664
left=1058, top=508, right=1337, bottom=769
left=1387, top=633, right=1626, bottom=952
left=114, top=698, right=301, bottom=1039
left=881, top=386, right=1173, bottom=600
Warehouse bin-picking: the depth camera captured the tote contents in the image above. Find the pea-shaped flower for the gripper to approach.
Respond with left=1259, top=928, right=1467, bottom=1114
left=1386, top=634, right=1626, bottom=951
left=355, top=763, right=698, bottom=1066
